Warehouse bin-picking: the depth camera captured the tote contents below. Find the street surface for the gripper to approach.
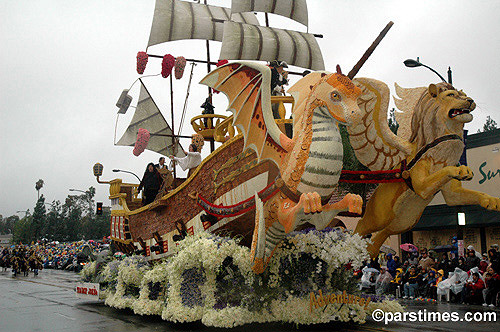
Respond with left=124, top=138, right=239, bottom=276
left=0, top=269, right=498, bottom=332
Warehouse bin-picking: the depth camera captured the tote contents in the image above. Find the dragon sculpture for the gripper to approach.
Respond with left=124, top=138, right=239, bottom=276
left=349, top=78, right=500, bottom=257
left=201, top=62, right=364, bottom=273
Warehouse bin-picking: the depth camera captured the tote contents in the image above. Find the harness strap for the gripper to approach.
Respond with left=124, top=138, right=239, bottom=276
left=338, top=134, right=463, bottom=192
left=399, top=134, right=463, bottom=192
left=406, top=134, right=462, bottom=170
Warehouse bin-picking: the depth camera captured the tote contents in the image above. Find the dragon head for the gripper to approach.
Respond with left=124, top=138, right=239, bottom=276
left=304, top=72, right=363, bottom=126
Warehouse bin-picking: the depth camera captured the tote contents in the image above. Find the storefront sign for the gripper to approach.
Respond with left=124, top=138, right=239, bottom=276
left=430, top=143, right=500, bottom=206
left=457, top=240, right=464, bottom=257
left=75, top=282, right=100, bottom=299
left=478, top=161, right=500, bottom=184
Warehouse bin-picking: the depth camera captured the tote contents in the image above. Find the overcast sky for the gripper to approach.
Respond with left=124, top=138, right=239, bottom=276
left=1, top=0, right=499, bottom=218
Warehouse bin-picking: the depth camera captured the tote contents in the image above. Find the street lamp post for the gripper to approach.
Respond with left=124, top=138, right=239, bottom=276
left=112, top=169, right=141, bottom=182
left=403, top=58, right=452, bottom=84
left=69, top=189, right=87, bottom=194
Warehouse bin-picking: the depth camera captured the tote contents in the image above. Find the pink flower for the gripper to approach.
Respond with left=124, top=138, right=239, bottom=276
left=174, top=56, right=187, bottom=79
left=133, top=128, right=150, bottom=156
left=136, top=52, right=148, bottom=74
left=161, top=54, right=176, bottom=78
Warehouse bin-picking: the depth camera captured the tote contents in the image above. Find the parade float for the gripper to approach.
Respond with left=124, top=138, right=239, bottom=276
left=84, top=0, right=499, bottom=327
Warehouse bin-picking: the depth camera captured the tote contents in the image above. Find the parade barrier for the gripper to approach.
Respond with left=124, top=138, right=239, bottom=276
left=75, top=282, right=100, bottom=300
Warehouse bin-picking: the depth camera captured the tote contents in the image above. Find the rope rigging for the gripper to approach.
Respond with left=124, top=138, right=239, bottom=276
left=177, top=62, right=197, bottom=140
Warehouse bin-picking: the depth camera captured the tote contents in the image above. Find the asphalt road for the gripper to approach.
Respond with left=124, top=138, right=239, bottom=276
left=0, top=269, right=499, bottom=332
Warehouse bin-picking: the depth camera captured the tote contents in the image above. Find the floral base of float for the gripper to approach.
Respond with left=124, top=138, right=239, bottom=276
left=81, top=228, right=402, bottom=328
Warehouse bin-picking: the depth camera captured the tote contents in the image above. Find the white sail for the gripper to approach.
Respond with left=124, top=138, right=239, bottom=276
left=219, top=21, right=324, bottom=71
left=148, top=0, right=260, bottom=47
left=231, top=0, right=308, bottom=27
left=116, top=79, right=185, bottom=158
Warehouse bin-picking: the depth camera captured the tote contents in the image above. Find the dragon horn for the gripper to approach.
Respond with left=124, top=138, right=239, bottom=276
left=336, top=65, right=343, bottom=75
left=348, top=21, right=394, bottom=79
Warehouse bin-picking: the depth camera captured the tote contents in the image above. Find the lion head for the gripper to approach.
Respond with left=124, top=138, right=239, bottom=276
left=409, top=82, right=475, bottom=148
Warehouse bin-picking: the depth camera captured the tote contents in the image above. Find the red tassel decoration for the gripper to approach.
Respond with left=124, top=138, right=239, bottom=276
left=174, top=56, right=187, bottom=79
left=136, top=52, right=148, bottom=74
left=161, top=54, right=176, bottom=78
left=133, top=128, right=150, bottom=156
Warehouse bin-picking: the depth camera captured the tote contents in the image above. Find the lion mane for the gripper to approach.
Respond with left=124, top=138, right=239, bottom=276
left=408, top=82, right=464, bottom=165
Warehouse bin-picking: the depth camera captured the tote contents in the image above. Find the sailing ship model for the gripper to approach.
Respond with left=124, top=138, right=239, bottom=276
left=94, top=0, right=391, bottom=262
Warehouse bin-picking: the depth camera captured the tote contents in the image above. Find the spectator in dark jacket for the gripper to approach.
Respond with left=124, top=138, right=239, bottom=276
left=403, top=266, right=421, bottom=299
left=423, top=269, right=438, bottom=299
left=464, top=248, right=481, bottom=271
left=457, top=257, right=466, bottom=271
left=438, top=252, right=451, bottom=276
left=450, top=253, right=459, bottom=270
left=393, top=256, right=402, bottom=269
left=386, top=253, right=397, bottom=278
left=369, top=257, right=381, bottom=271
left=483, top=265, right=500, bottom=307
left=488, top=249, right=500, bottom=272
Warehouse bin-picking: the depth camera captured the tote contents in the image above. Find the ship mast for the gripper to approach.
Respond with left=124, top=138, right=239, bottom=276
left=204, top=0, right=215, bottom=152
left=123, top=0, right=330, bottom=171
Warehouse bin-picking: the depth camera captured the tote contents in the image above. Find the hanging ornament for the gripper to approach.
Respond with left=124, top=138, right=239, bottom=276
left=161, top=54, right=176, bottom=78
left=174, top=56, right=187, bottom=79
left=136, top=52, right=148, bottom=74
left=133, top=128, right=150, bottom=156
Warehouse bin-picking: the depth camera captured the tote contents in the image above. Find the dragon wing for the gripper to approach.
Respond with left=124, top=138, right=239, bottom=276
left=347, top=77, right=412, bottom=170
left=200, top=62, right=287, bottom=168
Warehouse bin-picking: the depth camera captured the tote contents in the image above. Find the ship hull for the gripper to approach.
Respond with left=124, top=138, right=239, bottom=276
left=110, top=135, right=276, bottom=260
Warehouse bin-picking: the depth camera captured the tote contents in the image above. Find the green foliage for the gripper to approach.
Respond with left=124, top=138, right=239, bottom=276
left=339, top=125, right=375, bottom=197
left=32, top=195, right=46, bottom=240
left=13, top=215, right=33, bottom=244
left=478, top=116, right=498, bottom=132
left=388, top=108, right=399, bottom=134
left=11, top=186, right=110, bottom=243
left=0, top=215, right=19, bottom=235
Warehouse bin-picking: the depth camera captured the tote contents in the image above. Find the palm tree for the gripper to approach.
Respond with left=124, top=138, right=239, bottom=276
left=35, top=179, right=44, bottom=200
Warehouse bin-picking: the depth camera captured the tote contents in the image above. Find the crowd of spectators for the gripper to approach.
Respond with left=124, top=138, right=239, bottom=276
left=356, top=244, right=500, bottom=308
left=0, top=240, right=108, bottom=275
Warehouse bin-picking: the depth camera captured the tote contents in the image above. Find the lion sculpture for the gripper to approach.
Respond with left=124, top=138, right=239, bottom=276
left=348, top=78, right=500, bottom=257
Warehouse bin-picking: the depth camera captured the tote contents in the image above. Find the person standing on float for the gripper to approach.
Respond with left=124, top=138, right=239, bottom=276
left=169, top=144, right=201, bottom=178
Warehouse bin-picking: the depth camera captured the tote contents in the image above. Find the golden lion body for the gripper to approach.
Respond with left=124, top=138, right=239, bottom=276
left=355, top=82, right=500, bottom=257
